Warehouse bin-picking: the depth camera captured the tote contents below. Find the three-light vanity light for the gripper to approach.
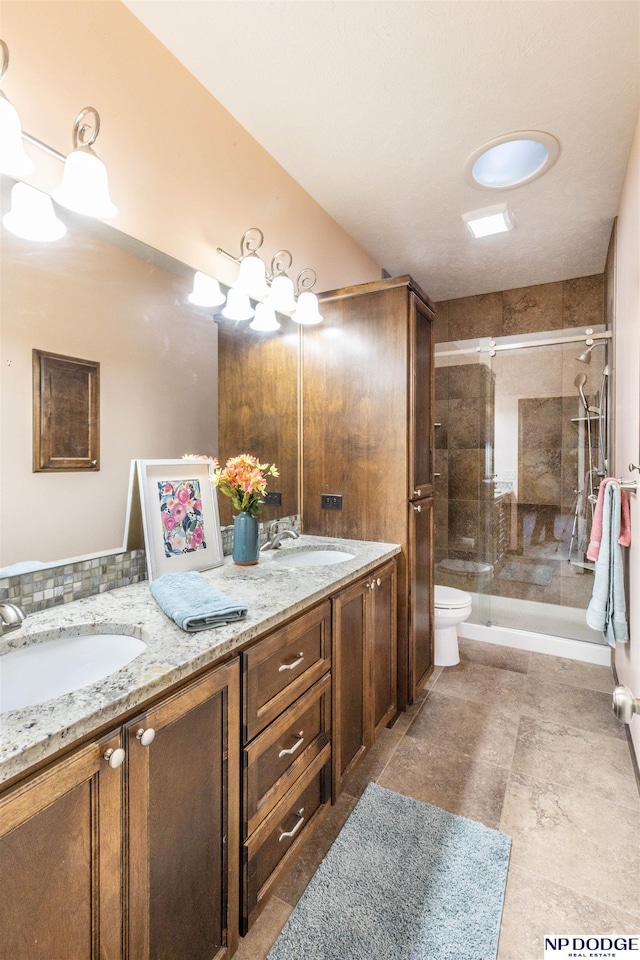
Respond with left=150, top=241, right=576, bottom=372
left=0, top=39, right=322, bottom=330
left=193, top=227, right=323, bottom=328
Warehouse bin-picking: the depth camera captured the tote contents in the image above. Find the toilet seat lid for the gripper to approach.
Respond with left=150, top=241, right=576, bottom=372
left=435, top=584, right=472, bottom=609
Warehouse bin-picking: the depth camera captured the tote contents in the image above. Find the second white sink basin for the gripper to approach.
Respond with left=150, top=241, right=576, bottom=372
left=0, top=633, right=146, bottom=713
left=273, top=549, right=356, bottom=568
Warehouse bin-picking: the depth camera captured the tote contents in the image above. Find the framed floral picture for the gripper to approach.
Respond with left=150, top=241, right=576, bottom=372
left=135, top=459, right=224, bottom=582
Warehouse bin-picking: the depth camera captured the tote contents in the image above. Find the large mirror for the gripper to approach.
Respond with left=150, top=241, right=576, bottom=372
left=0, top=178, right=299, bottom=572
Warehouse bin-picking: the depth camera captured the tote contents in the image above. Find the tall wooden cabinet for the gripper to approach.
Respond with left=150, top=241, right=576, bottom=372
left=303, top=276, right=435, bottom=709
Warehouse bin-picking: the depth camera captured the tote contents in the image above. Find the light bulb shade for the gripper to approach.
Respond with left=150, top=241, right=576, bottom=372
left=250, top=303, right=281, bottom=332
left=221, top=287, right=254, bottom=321
left=0, top=95, right=34, bottom=176
left=292, top=290, right=323, bottom=325
left=3, top=182, right=66, bottom=242
left=233, top=254, right=270, bottom=301
left=188, top=271, right=226, bottom=307
left=52, top=147, right=117, bottom=219
left=265, top=274, right=297, bottom=315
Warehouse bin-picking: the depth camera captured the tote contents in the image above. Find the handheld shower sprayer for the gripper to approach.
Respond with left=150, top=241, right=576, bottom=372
left=574, top=373, right=589, bottom=412
left=574, top=373, right=600, bottom=415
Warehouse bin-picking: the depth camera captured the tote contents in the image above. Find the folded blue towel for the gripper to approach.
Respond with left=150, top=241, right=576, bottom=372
left=149, top=571, right=248, bottom=632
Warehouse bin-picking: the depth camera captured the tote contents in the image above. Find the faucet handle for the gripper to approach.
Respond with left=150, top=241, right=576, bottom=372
left=0, top=602, right=26, bottom=633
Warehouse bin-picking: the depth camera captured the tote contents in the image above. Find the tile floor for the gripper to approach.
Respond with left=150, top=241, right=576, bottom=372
left=235, top=636, right=640, bottom=960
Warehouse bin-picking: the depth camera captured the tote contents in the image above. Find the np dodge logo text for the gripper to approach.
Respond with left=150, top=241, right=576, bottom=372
left=545, top=938, right=640, bottom=953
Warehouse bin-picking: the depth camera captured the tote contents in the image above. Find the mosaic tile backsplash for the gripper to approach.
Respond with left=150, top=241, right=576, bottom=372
left=0, top=516, right=301, bottom=614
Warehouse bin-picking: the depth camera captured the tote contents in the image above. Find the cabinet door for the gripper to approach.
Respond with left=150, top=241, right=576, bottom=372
left=409, top=294, right=434, bottom=498
left=126, top=659, right=240, bottom=960
left=332, top=577, right=369, bottom=800
left=370, top=560, right=398, bottom=741
left=409, top=498, right=434, bottom=699
left=0, top=732, right=123, bottom=960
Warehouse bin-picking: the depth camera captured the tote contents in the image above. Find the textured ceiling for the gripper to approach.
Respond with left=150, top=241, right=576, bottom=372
left=124, top=1, right=639, bottom=301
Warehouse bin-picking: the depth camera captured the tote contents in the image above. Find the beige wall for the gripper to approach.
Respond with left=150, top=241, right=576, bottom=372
left=613, top=109, right=640, bottom=764
left=0, top=0, right=380, bottom=566
left=1, top=225, right=218, bottom=566
left=0, top=0, right=380, bottom=288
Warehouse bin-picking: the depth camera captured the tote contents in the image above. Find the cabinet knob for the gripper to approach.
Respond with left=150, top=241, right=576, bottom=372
left=278, top=652, right=304, bottom=672
left=413, top=504, right=421, bottom=512
left=278, top=807, right=305, bottom=842
left=103, top=747, right=125, bottom=769
left=377, top=578, right=381, bottom=586
left=135, top=727, right=156, bottom=747
left=413, top=489, right=422, bottom=497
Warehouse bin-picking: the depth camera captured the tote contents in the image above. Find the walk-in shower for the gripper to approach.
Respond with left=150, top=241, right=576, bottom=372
left=434, top=325, right=611, bottom=647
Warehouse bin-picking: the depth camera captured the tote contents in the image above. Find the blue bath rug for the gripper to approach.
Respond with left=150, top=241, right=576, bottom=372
left=266, top=782, right=511, bottom=960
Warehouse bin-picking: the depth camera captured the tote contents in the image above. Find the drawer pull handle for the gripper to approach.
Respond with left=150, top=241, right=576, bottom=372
left=278, top=807, right=305, bottom=842
left=278, top=732, right=305, bottom=758
left=279, top=652, right=304, bottom=672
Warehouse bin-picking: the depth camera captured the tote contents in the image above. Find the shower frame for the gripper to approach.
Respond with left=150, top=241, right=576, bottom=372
left=435, top=325, right=613, bottom=651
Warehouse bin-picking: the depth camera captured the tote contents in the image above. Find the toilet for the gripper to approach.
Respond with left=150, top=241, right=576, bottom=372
left=434, top=584, right=473, bottom=666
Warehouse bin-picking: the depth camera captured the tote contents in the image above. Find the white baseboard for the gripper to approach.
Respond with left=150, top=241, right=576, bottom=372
left=459, top=620, right=612, bottom=665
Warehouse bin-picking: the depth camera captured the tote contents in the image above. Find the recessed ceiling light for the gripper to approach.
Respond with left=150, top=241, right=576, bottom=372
left=462, top=204, right=514, bottom=239
left=465, top=131, right=560, bottom=189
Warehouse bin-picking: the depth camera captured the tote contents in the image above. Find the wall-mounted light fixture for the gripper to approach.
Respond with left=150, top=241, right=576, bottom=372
left=52, top=107, right=117, bottom=219
left=0, top=39, right=118, bottom=225
left=204, top=226, right=323, bottom=329
left=0, top=40, right=34, bottom=176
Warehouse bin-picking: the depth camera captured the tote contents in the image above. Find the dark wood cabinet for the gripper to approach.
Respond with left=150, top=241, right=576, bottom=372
left=409, top=498, right=434, bottom=696
left=126, top=660, right=240, bottom=960
left=370, top=560, right=398, bottom=740
left=0, top=659, right=239, bottom=960
left=0, top=731, right=123, bottom=960
left=241, top=602, right=332, bottom=932
left=304, top=276, right=435, bottom=709
left=332, top=576, right=369, bottom=798
left=332, top=560, right=398, bottom=800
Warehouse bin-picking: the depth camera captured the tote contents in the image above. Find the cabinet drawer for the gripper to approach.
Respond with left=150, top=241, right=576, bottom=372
left=243, top=747, right=330, bottom=931
left=244, top=673, right=330, bottom=837
left=243, top=601, right=331, bottom=742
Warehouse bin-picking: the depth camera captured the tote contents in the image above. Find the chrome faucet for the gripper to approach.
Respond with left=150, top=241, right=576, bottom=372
left=0, top=602, right=26, bottom=635
left=260, top=520, right=300, bottom=551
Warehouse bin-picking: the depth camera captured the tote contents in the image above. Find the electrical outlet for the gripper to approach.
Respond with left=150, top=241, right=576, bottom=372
left=264, top=491, right=282, bottom=506
left=321, top=494, right=342, bottom=510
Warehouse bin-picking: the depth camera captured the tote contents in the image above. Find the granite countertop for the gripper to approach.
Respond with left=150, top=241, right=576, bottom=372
left=0, top=535, right=400, bottom=787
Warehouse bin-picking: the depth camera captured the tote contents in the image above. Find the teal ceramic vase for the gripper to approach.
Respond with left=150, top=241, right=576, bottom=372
left=232, top=510, right=259, bottom=565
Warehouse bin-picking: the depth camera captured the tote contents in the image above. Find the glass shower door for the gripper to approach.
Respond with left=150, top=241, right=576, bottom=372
left=434, top=329, right=610, bottom=645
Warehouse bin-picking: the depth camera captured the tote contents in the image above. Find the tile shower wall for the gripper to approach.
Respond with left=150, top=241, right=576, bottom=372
left=434, top=274, right=604, bottom=344
left=0, top=517, right=301, bottom=614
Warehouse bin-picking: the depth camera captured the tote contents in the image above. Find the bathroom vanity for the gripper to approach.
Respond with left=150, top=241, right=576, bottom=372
left=0, top=535, right=399, bottom=960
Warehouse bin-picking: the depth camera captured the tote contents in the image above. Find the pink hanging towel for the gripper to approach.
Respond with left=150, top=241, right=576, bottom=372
left=586, top=478, right=631, bottom=562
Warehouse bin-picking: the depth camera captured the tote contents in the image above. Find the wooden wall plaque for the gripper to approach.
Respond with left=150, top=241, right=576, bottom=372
left=33, top=350, right=100, bottom=472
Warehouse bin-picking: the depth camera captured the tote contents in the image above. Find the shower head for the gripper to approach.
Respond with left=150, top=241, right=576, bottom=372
left=576, top=340, right=606, bottom=364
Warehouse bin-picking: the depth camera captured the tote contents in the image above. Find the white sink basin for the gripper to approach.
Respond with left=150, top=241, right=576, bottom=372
left=0, top=633, right=146, bottom=713
left=273, top=549, right=356, bottom=568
